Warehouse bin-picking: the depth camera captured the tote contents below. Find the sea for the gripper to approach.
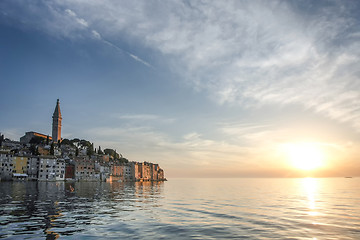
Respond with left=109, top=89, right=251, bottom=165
left=0, top=178, right=359, bottom=239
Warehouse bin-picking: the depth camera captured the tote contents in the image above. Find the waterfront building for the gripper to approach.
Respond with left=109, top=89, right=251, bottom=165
left=12, top=156, right=28, bottom=180
left=52, top=99, right=62, bottom=143
left=27, top=156, right=40, bottom=181
left=152, top=164, right=159, bottom=181
left=0, top=150, right=13, bottom=181
left=108, top=164, right=124, bottom=182
left=75, top=157, right=97, bottom=181
left=124, top=164, right=133, bottom=181
left=142, top=162, right=151, bottom=181
left=55, top=158, right=65, bottom=181
left=65, top=159, right=75, bottom=180
left=38, top=156, right=57, bottom=181
left=131, top=162, right=141, bottom=181
left=95, top=161, right=110, bottom=181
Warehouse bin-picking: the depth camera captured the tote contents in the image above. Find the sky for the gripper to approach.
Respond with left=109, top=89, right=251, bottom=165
left=1, top=0, right=360, bottom=178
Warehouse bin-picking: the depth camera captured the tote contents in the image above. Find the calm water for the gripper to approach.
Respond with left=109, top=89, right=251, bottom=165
left=0, top=178, right=360, bottom=239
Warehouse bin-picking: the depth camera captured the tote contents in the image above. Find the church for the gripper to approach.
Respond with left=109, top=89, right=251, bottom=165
left=20, top=99, right=62, bottom=144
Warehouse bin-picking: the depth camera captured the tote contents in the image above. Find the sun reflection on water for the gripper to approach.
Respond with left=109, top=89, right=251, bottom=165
left=301, top=178, right=319, bottom=217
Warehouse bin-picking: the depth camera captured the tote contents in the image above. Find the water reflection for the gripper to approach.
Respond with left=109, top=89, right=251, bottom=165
left=0, top=181, right=163, bottom=239
left=301, top=178, right=319, bottom=216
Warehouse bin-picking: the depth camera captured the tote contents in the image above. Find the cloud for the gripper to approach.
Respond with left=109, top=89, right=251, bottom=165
left=65, top=8, right=88, bottom=27
left=0, top=2, right=152, bottom=67
left=113, top=113, right=175, bottom=123
left=2, top=0, right=360, bottom=130
left=28, top=0, right=357, bottom=131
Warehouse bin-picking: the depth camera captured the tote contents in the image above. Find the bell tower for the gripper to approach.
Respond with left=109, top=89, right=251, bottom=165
left=52, top=99, right=62, bottom=143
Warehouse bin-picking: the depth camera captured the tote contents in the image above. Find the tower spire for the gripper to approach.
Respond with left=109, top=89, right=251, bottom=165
left=52, top=99, right=62, bottom=143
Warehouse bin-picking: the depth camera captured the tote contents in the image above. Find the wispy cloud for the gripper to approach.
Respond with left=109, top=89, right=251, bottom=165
left=0, top=1, right=153, bottom=68
left=63, top=8, right=153, bottom=68
left=2, top=1, right=359, bottom=129
left=112, top=113, right=175, bottom=123
left=37, top=0, right=358, bottom=131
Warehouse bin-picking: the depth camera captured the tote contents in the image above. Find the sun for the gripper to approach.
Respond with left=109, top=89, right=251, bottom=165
left=283, top=143, right=325, bottom=171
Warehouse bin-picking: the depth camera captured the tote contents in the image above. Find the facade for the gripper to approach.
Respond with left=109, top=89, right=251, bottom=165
left=124, top=164, right=132, bottom=181
left=38, top=156, right=57, bottom=181
left=65, top=159, right=75, bottom=180
left=52, top=99, right=62, bottom=143
left=27, top=157, right=39, bottom=180
left=0, top=150, right=13, bottom=181
left=131, top=162, right=141, bottom=181
left=12, top=156, right=28, bottom=180
left=75, top=157, right=98, bottom=181
left=55, top=158, right=65, bottom=181
left=108, top=164, right=124, bottom=182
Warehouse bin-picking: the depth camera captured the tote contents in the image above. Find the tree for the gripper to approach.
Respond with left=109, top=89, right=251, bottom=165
left=86, top=143, right=94, bottom=156
left=104, top=148, right=120, bottom=159
left=98, top=146, right=103, bottom=155
left=50, top=142, right=55, bottom=155
left=30, top=144, right=36, bottom=155
left=61, top=138, right=74, bottom=146
left=75, top=147, right=79, bottom=156
left=35, top=147, right=40, bottom=156
left=119, top=157, right=129, bottom=163
left=0, top=134, right=3, bottom=147
left=80, top=139, right=91, bottom=148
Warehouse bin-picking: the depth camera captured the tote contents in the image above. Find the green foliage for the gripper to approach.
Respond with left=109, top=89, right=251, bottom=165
left=98, top=146, right=103, bottom=155
left=119, top=157, right=129, bottom=163
left=86, top=143, right=94, bottom=156
left=61, top=138, right=74, bottom=146
left=50, top=142, right=54, bottom=155
left=104, top=148, right=120, bottom=159
left=75, top=147, right=79, bottom=156
left=80, top=139, right=91, bottom=148
left=29, top=144, right=36, bottom=155
left=35, top=147, right=40, bottom=156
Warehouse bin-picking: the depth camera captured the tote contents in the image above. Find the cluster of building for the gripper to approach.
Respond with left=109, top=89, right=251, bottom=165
left=0, top=99, right=166, bottom=182
left=0, top=148, right=165, bottom=182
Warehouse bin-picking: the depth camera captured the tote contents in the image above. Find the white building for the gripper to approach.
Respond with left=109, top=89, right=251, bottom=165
left=38, top=156, right=57, bottom=181
left=55, top=158, right=65, bottom=181
left=124, top=164, right=132, bottom=181
left=0, top=150, right=13, bottom=181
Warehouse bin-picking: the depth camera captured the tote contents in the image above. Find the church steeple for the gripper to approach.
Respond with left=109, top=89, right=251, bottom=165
left=52, top=99, right=62, bottom=143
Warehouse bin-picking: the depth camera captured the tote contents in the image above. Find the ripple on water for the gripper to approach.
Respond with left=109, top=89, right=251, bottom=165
left=1, top=179, right=360, bottom=239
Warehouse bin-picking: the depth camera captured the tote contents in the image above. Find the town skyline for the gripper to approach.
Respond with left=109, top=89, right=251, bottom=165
left=1, top=0, right=360, bottom=178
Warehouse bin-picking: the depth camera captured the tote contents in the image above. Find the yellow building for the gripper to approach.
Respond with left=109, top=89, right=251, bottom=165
left=12, top=156, right=28, bottom=180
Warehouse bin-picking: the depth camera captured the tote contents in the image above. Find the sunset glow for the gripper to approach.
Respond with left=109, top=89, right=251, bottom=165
left=284, top=143, right=325, bottom=171
left=1, top=0, right=360, bottom=178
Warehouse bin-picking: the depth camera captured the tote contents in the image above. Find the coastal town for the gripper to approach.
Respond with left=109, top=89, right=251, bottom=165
left=0, top=99, right=166, bottom=182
